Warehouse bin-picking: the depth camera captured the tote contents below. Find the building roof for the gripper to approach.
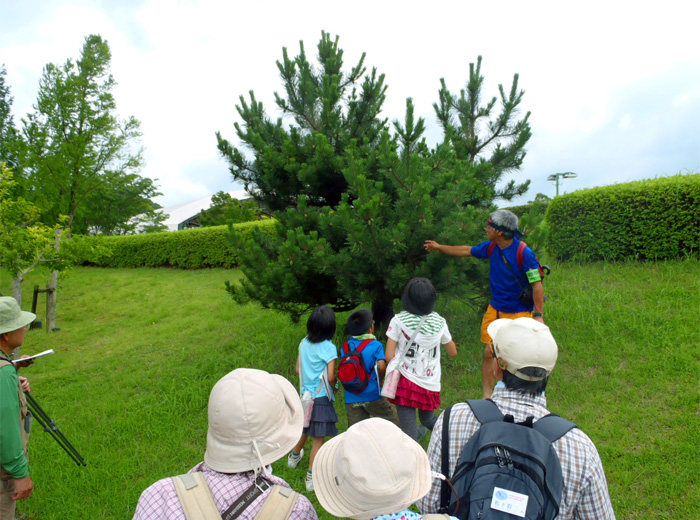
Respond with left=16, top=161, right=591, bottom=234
left=157, top=189, right=251, bottom=231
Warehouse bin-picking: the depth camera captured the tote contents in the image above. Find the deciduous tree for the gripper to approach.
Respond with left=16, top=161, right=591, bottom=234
left=199, top=191, right=259, bottom=227
left=20, top=35, right=148, bottom=235
left=0, top=164, right=65, bottom=304
left=0, top=65, right=21, bottom=175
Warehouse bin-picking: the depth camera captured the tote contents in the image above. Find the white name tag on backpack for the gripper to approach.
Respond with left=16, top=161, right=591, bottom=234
left=491, top=487, right=529, bottom=517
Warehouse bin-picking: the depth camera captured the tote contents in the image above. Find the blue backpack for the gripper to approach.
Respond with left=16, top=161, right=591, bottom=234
left=439, top=399, right=576, bottom=520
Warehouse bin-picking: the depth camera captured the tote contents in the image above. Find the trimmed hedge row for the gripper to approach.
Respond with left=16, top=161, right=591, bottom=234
left=505, top=200, right=550, bottom=218
left=81, top=219, right=277, bottom=269
left=546, top=173, right=700, bottom=260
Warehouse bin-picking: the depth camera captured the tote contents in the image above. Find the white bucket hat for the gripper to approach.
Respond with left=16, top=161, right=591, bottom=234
left=0, top=297, right=36, bottom=335
left=204, top=368, right=303, bottom=473
left=313, top=417, right=432, bottom=520
left=487, top=317, right=558, bottom=381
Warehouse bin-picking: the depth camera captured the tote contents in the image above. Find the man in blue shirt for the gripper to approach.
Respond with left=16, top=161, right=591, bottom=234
left=425, top=209, right=544, bottom=398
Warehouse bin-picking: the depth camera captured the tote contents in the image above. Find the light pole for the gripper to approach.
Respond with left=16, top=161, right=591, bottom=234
left=547, top=172, right=578, bottom=196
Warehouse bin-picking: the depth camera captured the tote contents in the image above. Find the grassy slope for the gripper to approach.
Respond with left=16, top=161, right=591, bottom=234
left=0, top=259, right=697, bottom=519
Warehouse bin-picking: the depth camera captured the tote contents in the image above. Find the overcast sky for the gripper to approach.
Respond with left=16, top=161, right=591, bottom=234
left=1, top=0, right=698, bottom=208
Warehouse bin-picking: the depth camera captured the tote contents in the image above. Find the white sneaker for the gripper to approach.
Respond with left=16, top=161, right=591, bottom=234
left=287, top=449, right=304, bottom=468
left=305, top=473, right=314, bottom=492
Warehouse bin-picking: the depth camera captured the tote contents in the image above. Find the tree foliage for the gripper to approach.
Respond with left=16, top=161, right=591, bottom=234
left=0, top=65, right=21, bottom=175
left=434, top=55, right=531, bottom=202
left=216, top=32, right=388, bottom=212
left=217, top=33, right=532, bottom=327
left=198, top=191, right=259, bottom=227
left=19, top=35, right=156, bottom=235
left=0, top=164, right=68, bottom=303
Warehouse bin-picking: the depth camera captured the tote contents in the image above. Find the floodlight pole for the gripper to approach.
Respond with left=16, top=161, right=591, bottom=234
left=546, top=172, right=578, bottom=196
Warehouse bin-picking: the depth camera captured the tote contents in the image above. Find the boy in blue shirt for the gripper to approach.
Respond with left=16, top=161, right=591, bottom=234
left=342, top=309, right=400, bottom=427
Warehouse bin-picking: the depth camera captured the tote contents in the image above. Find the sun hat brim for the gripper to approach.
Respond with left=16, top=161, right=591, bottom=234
left=313, top=434, right=359, bottom=519
left=0, top=309, right=36, bottom=335
left=313, top=420, right=432, bottom=520
left=204, top=370, right=303, bottom=473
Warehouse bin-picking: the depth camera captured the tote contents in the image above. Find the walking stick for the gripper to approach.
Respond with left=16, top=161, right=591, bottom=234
left=24, top=392, right=86, bottom=467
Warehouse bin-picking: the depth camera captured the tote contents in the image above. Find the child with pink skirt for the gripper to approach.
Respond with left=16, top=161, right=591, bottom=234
left=385, top=278, right=457, bottom=441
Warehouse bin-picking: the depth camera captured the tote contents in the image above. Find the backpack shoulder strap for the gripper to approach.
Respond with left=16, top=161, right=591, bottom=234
left=342, top=340, right=350, bottom=354
left=533, top=414, right=577, bottom=443
left=356, top=339, right=374, bottom=351
left=487, top=241, right=497, bottom=257
left=516, top=240, right=527, bottom=270
left=467, top=399, right=505, bottom=425
left=254, top=485, right=299, bottom=520
left=172, top=472, right=222, bottom=520
left=438, top=405, right=453, bottom=512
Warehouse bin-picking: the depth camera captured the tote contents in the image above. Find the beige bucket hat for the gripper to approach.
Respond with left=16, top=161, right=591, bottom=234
left=487, top=317, right=558, bottom=381
left=313, top=417, right=432, bottom=520
left=0, top=297, right=36, bottom=335
left=204, top=368, right=303, bottom=473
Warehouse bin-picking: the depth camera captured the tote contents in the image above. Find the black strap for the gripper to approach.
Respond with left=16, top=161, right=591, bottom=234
left=498, top=248, right=528, bottom=291
left=438, top=405, right=453, bottom=512
left=467, top=399, right=504, bottom=425
left=222, top=476, right=272, bottom=520
left=533, top=414, right=577, bottom=443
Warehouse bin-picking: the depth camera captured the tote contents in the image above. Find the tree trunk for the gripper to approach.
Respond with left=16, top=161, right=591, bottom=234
left=372, top=295, right=395, bottom=334
left=12, top=275, right=24, bottom=305
left=46, top=271, right=58, bottom=331
left=46, top=228, right=61, bottom=332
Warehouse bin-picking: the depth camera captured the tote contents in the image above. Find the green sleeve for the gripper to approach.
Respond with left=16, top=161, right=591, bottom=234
left=0, top=364, right=29, bottom=478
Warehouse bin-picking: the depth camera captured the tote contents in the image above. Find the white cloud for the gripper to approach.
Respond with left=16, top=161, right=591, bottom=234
left=1, top=0, right=698, bottom=207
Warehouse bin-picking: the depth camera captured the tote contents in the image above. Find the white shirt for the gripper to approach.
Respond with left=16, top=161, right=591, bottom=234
left=386, top=311, right=452, bottom=392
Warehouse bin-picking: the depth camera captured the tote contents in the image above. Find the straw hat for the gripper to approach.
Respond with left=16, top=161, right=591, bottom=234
left=313, top=417, right=432, bottom=520
left=204, top=368, right=303, bottom=473
left=0, top=297, right=36, bottom=335
left=487, top=317, right=558, bottom=381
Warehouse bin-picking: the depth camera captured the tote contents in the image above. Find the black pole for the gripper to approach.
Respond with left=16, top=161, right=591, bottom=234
left=24, top=392, right=86, bottom=467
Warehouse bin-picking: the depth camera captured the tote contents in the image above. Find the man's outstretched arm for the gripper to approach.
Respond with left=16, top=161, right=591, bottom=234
left=424, top=240, right=472, bottom=257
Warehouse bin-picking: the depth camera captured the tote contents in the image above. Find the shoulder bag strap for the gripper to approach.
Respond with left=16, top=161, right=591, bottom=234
left=254, top=485, right=299, bottom=520
left=172, top=472, right=222, bottom=520
left=298, top=343, right=325, bottom=398
left=393, top=315, right=428, bottom=367
left=438, top=405, right=453, bottom=512
left=497, top=248, right=528, bottom=290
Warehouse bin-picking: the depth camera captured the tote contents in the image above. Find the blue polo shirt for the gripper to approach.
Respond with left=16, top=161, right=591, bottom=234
left=342, top=337, right=385, bottom=404
left=471, top=239, right=540, bottom=313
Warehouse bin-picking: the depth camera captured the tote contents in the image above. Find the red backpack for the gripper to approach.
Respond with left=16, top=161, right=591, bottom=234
left=338, top=339, right=373, bottom=394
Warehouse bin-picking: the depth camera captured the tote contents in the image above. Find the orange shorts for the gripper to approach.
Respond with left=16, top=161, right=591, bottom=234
left=480, top=304, right=533, bottom=343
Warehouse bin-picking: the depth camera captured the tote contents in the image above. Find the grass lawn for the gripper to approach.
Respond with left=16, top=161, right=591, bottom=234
left=1, top=259, right=697, bottom=519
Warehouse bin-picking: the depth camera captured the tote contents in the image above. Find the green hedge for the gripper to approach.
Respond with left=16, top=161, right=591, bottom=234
left=504, top=200, right=550, bottom=218
left=546, top=173, right=700, bottom=260
left=81, top=220, right=277, bottom=269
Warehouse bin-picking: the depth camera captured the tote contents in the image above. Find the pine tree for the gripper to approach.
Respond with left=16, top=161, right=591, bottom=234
left=434, top=55, right=532, bottom=203
left=218, top=34, right=531, bottom=328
